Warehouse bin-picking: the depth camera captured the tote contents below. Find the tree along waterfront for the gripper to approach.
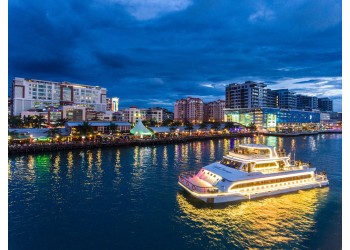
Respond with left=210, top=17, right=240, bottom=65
left=8, top=132, right=256, bottom=155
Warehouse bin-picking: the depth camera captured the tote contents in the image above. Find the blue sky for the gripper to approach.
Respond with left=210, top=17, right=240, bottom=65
left=8, top=0, right=342, bottom=111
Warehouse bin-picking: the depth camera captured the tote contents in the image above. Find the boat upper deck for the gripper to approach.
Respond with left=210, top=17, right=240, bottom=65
left=228, top=144, right=287, bottom=161
left=203, top=162, right=314, bottom=182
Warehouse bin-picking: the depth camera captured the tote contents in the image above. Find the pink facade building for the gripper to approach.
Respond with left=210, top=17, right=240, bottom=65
left=204, top=100, right=226, bottom=122
left=174, top=97, right=204, bottom=124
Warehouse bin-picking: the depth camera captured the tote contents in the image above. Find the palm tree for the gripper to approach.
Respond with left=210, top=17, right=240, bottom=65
left=55, top=118, right=68, bottom=127
left=108, top=122, right=117, bottom=134
left=149, top=119, right=157, bottom=127
left=8, top=115, right=23, bottom=128
left=44, top=127, right=62, bottom=141
left=184, top=121, right=193, bottom=133
left=22, top=115, right=33, bottom=128
left=247, top=122, right=257, bottom=132
left=76, top=121, right=94, bottom=137
left=172, top=120, right=182, bottom=126
left=170, top=126, right=177, bottom=133
left=162, top=119, right=173, bottom=126
left=33, top=115, right=46, bottom=128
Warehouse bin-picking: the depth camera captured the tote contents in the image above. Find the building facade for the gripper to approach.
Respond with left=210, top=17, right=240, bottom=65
left=153, top=107, right=174, bottom=121
left=204, top=100, right=226, bottom=122
left=112, top=98, right=119, bottom=112
left=121, top=107, right=142, bottom=123
left=62, top=106, right=86, bottom=121
left=174, top=97, right=204, bottom=124
left=224, top=108, right=320, bottom=131
left=318, top=98, right=333, bottom=112
left=296, top=95, right=318, bottom=110
left=225, top=81, right=267, bottom=109
left=266, top=89, right=277, bottom=108
left=146, top=108, right=163, bottom=124
left=174, top=99, right=187, bottom=122
left=11, top=77, right=107, bottom=116
left=273, top=89, right=297, bottom=109
left=106, top=98, right=112, bottom=111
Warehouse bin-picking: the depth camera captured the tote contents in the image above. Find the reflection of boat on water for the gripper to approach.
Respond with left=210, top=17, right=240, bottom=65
left=178, top=144, right=329, bottom=203
left=176, top=188, right=329, bottom=249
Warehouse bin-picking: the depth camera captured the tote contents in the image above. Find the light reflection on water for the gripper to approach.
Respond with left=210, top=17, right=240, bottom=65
left=176, top=188, right=329, bottom=249
left=8, top=134, right=342, bottom=250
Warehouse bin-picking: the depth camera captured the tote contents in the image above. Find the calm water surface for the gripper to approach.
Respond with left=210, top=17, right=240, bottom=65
left=8, top=134, right=342, bottom=249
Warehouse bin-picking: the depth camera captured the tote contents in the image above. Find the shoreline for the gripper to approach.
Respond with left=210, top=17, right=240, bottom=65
left=259, top=130, right=342, bottom=137
left=8, top=133, right=256, bottom=155
left=8, top=130, right=342, bottom=155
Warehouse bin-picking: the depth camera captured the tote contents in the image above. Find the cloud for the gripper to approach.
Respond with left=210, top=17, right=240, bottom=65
left=109, top=0, right=193, bottom=20
left=201, top=83, right=214, bottom=88
left=8, top=0, right=342, bottom=112
left=268, top=77, right=342, bottom=100
left=249, top=5, right=274, bottom=23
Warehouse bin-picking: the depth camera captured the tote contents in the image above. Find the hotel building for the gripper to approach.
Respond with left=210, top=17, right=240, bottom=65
left=174, top=97, right=204, bottom=124
left=225, top=81, right=267, bottom=109
left=204, top=100, right=226, bottom=122
left=11, top=77, right=107, bottom=116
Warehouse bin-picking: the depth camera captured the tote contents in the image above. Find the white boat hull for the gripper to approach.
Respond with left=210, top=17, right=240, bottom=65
left=178, top=179, right=329, bottom=204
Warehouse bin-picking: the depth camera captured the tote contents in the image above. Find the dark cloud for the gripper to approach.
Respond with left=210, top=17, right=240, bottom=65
left=9, top=0, right=342, bottom=111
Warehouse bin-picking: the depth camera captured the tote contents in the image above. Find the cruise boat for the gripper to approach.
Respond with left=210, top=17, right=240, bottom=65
left=178, top=144, right=329, bottom=203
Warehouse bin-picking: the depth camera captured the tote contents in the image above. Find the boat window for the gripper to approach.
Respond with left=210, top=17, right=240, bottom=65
left=230, top=174, right=312, bottom=190
left=254, top=162, right=278, bottom=169
left=220, top=159, right=242, bottom=169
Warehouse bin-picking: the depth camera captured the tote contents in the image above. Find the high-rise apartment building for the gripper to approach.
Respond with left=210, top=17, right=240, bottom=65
left=146, top=108, right=163, bottom=124
left=122, top=107, right=142, bottom=123
left=296, top=95, right=318, bottom=110
left=266, top=89, right=277, bottom=108
left=318, top=97, right=333, bottom=112
left=273, top=89, right=297, bottom=109
left=225, top=81, right=267, bottom=109
left=204, top=100, right=226, bottom=122
left=174, top=99, right=187, bottom=122
left=121, top=107, right=164, bottom=124
left=174, top=97, right=204, bottom=124
left=153, top=107, right=174, bottom=121
left=106, top=98, right=112, bottom=111
left=11, top=77, right=107, bottom=115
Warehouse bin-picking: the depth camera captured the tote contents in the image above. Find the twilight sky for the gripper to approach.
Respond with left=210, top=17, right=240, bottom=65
left=8, top=0, right=342, bottom=111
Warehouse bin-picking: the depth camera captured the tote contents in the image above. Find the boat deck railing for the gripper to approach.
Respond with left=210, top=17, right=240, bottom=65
left=256, top=164, right=309, bottom=174
left=228, top=152, right=271, bottom=159
left=179, top=172, right=219, bottom=194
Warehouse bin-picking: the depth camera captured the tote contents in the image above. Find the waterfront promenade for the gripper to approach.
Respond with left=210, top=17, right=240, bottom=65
left=259, top=129, right=342, bottom=137
left=8, top=129, right=342, bottom=155
left=8, top=133, right=256, bottom=155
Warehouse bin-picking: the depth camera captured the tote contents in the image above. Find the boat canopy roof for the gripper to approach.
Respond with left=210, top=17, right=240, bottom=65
left=238, top=144, right=275, bottom=150
left=204, top=162, right=315, bottom=183
left=230, top=144, right=280, bottom=159
left=203, top=162, right=248, bottom=182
